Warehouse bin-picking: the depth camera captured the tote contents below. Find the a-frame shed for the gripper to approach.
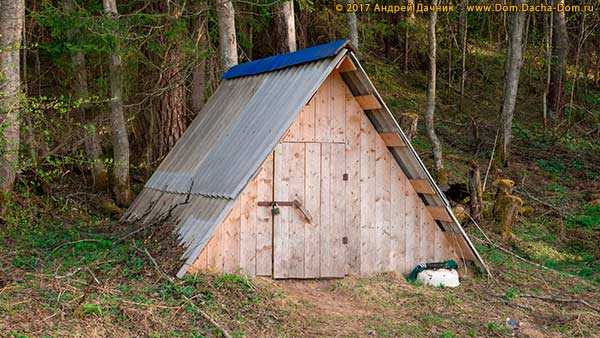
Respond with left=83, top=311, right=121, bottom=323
left=124, top=40, right=489, bottom=278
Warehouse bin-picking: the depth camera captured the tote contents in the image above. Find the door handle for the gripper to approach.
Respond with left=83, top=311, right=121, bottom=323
left=292, top=199, right=313, bottom=224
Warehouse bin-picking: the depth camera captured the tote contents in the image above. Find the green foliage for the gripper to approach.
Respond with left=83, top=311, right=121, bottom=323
left=536, top=159, right=566, bottom=175
left=213, top=273, right=254, bottom=293
left=81, top=303, right=103, bottom=316
left=440, top=331, right=455, bottom=338
left=486, top=321, right=511, bottom=335
left=504, top=287, right=519, bottom=301
left=568, top=204, right=600, bottom=231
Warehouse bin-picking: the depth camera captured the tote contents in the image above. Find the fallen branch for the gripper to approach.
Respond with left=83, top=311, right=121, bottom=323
left=137, top=241, right=232, bottom=338
left=471, top=235, right=586, bottom=283
left=51, top=239, right=104, bottom=254
left=85, top=266, right=101, bottom=285
left=195, top=305, right=233, bottom=338
left=466, top=213, right=588, bottom=282
left=491, top=292, right=600, bottom=314
left=482, top=129, right=499, bottom=192
left=118, top=181, right=195, bottom=243
left=518, top=293, right=600, bottom=313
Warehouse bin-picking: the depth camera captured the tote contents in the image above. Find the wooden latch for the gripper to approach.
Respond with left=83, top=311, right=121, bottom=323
left=258, top=199, right=313, bottom=223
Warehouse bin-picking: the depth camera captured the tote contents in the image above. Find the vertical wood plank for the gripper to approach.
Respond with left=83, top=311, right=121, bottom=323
left=223, top=200, right=241, bottom=273
left=288, top=142, right=306, bottom=278
left=415, top=203, right=424, bottom=265
left=273, top=144, right=290, bottom=278
left=424, top=213, right=436, bottom=262
left=319, top=143, right=332, bottom=276
left=192, top=246, right=208, bottom=273
left=375, top=137, right=388, bottom=272
left=331, top=143, right=346, bottom=276
left=345, top=96, right=361, bottom=274
left=282, top=118, right=300, bottom=142
left=207, top=225, right=223, bottom=271
left=404, top=188, right=417, bottom=272
left=359, top=113, right=376, bottom=275
left=434, top=223, right=444, bottom=261
left=390, top=163, right=406, bottom=273
left=300, top=98, right=316, bottom=142
left=304, top=143, right=321, bottom=278
left=315, top=76, right=331, bottom=142
left=240, top=177, right=258, bottom=276
left=256, top=154, right=273, bottom=276
left=331, top=73, right=346, bottom=143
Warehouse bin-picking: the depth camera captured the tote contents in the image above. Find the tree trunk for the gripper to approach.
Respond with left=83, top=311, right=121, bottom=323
left=192, top=12, right=208, bottom=115
left=103, top=0, right=132, bottom=206
left=346, top=0, right=358, bottom=50
left=0, top=0, right=24, bottom=193
left=468, top=161, right=483, bottom=222
left=65, top=0, right=108, bottom=191
left=296, top=10, right=308, bottom=49
left=499, top=0, right=525, bottom=166
left=458, top=0, right=468, bottom=113
left=403, top=24, right=409, bottom=74
left=216, top=0, right=238, bottom=70
left=152, top=47, right=186, bottom=160
left=73, top=52, right=109, bottom=190
left=542, top=10, right=553, bottom=128
left=568, top=13, right=586, bottom=119
left=547, top=0, right=568, bottom=124
left=400, top=113, right=418, bottom=141
left=150, top=4, right=186, bottom=161
left=274, top=1, right=296, bottom=53
left=425, top=0, right=446, bottom=186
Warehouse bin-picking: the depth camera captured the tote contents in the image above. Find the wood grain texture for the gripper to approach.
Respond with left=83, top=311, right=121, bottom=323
left=355, top=94, right=382, bottom=110
left=315, top=76, right=331, bottom=142
left=427, top=206, right=453, bottom=223
left=345, top=94, right=362, bottom=274
left=330, top=142, right=346, bottom=277
left=331, top=72, right=346, bottom=143
left=256, top=154, right=273, bottom=276
left=288, top=142, right=306, bottom=278
left=304, top=143, right=321, bottom=278
left=336, top=56, right=357, bottom=73
left=409, top=179, right=437, bottom=195
left=379, top=132, right=406, bottom=147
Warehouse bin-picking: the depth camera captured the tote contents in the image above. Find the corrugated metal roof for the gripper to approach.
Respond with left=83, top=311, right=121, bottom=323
left=145, top=54, right=346, bottom=199
left=223, top=39, right=350, bottom=79
left=125, top=41, right=488, bottom=278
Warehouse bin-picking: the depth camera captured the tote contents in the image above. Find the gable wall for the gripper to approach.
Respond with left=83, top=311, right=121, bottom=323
left=188, top=72, right=462, bottom=277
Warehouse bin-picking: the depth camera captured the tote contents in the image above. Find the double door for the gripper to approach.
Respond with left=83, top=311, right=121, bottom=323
left=272, top=142, right=346, bottom=279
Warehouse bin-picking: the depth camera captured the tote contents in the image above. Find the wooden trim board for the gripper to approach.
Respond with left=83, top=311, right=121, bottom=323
left=336, top=57, right=357, bottom=73
left=426, top=206, right=453, bottom=223
left=409, top=179, right=436, bottom=195
left=355, top=94, right=382, bottom=110
left=379, top=132, right=406, bottom=147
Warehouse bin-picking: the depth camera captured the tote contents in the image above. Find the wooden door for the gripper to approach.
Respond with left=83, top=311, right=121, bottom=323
left=273, top=142, right=346, bottom=278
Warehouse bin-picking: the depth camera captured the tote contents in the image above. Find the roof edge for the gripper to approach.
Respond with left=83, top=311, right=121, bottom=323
left=223, top=39, right=351, bottom=80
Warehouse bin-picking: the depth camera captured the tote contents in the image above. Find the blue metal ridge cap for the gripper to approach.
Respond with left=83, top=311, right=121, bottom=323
left=223, top=39, right=351, bottom=80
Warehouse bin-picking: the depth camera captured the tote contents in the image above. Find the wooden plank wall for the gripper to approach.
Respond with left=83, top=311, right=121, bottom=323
left=189, top=72, right=463, bottom=277
left=188, top=154, right=273, bottom=276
